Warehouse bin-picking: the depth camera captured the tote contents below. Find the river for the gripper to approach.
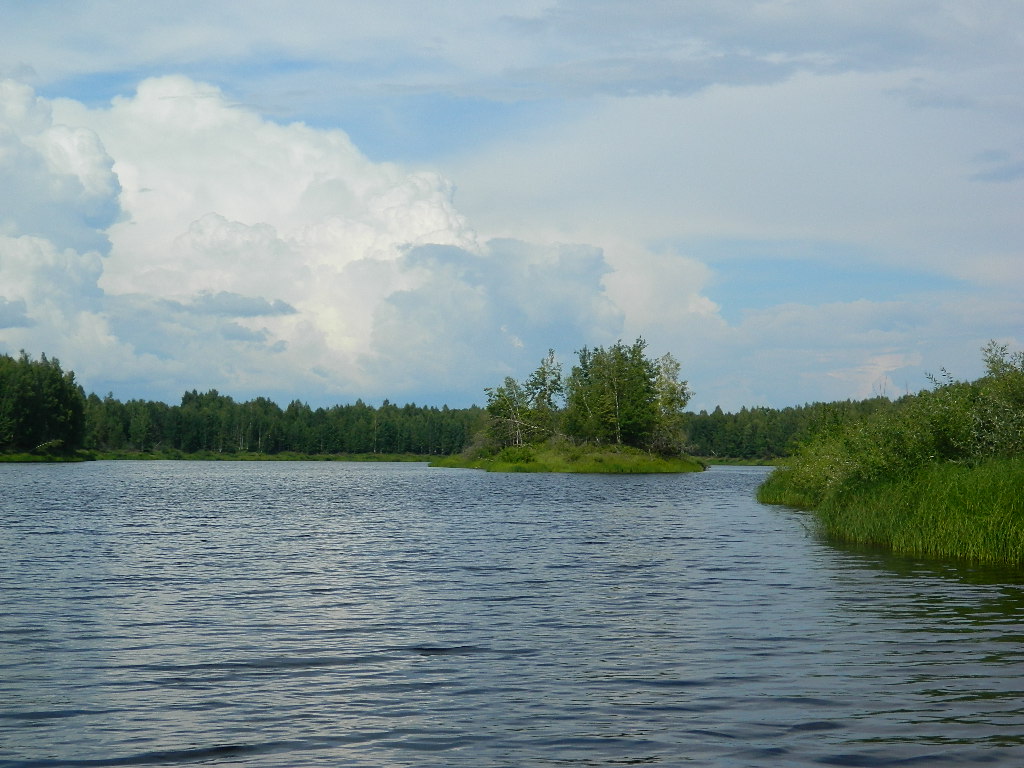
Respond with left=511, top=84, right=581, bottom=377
left=2, top=461, right=1023, bottom=766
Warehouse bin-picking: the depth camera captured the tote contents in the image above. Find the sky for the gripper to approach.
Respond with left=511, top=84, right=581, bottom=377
left=1, top=1, right=1021, bottom=412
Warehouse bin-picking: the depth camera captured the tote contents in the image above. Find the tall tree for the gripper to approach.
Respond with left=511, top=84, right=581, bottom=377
left=564, top=339, right=659, bottom=448
left=485, top=376, right=533, bottom=447
left=650, top=352, right=691, bottom=454
left=0, top=352, right=85, bottom=453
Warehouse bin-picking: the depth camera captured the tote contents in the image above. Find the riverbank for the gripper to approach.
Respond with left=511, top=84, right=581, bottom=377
left=0, top=452, right=90, bottom=463
left=1, top=450, right=434, bottom=463
left=431, top=444, right=705, bottom=473
left=701, top=457, right=782, bottom=467
left=757, top=344, right=1024, bottom=566
left=759, top=456, right=1024, bottom=565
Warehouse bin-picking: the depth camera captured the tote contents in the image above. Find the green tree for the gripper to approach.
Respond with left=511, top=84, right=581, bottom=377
left=485, top=376, right=533, bottom=447
left=650, top=352, right=691, bottom=454
left=0, top=352, right=85, bottom=453
left=564, top=339, right=659, bottom=448
left=524, top=349, right=564, bottom=440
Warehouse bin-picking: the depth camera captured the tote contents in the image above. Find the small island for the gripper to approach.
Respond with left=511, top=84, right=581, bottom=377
left=433, top=339, right=705, bottom=473
left=432, top=444, right=705, bottom=473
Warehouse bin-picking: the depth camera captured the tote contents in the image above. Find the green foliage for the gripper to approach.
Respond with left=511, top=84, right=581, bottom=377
left=685, top=398, right=896, bottom=460
left=485, top=349, right=564, bottom=447
left=763, top=457, right=1024, bottom=565
left=564, top=339, right=660, bottom=447
left=79, top=391, right=483, bottom=457
left=485, top=376, right=534, bottom=447
left=483, top=339, right=692, bottom=456
left=0, top=351, right=85, bottom=454
left=651, top=352, right=692, bottom=454
left=0, top=352, right=483, bottom=459
left=758, top=343, right=1024, bottom=564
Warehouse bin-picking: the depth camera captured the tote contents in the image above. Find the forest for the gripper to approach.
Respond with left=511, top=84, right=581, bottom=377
left=1, top=352, right=479, bottom=458
left=1, top=348, right=910, bottom=460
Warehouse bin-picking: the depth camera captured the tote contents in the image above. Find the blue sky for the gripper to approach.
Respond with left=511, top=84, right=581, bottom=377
left=1, top=1, right=1021, bottom=412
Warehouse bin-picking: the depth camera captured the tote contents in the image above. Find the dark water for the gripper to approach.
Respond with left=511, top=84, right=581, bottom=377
left=2, top=462, right=1024, bottom=767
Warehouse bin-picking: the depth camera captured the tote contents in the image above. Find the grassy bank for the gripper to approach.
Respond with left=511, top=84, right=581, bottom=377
left=760, top=455, right=1024, bottom=565
left=431, top=443, right=705, bottom=473
left=700, top=457, right=782, bottom=466
left=0, top=452, right=91, bottom=463
left=758, top=343, right=1024, bottom=565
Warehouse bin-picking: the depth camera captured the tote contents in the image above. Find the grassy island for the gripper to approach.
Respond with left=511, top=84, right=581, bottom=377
left=758, top=343, right=1024, bottom=565
left=432, top=442, right=705, bottom=474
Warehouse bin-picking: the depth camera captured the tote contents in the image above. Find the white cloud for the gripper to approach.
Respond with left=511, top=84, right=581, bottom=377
left=2, top=76, right=637, bottom=405
left=0, top=80, right=116, bottom=360
left=448, top=68, right=1023, bottom=279
left=363, top=239, right=623, bottom=394
left=0, top=79, right=120, bottom=254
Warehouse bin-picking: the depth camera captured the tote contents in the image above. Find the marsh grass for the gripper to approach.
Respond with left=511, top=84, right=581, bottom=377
left=431, top=443, right=705, bottom=474
left=806, top=457, right=1024, bottom=564
left=761, top=457, right=1024, bottom=564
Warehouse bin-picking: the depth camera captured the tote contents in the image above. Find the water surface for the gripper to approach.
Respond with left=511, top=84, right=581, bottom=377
left=2, top=461, right=1023, bottom=766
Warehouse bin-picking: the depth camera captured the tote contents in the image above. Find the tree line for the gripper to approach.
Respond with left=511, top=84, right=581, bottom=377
left=480, top=339, right=901, bottom=459
left=83, top=390, right=482, bottom=455
left=1, top=348, right=914, bottom=460
left=1, top=352, right=480, bottom=456
left=685, top=398, right=896, bottom=459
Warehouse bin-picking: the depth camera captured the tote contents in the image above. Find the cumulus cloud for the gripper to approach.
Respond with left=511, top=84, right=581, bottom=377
left=1, top=76, right=638, bottom=404
left=363, top=240, right=623, bottom=394
left=0, top=80, right=120, bottom=254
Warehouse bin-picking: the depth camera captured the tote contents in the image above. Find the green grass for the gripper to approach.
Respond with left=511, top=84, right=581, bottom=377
left=760, top=455, right=1024, bottom=565
left=431, top=443, right=705, bottom=474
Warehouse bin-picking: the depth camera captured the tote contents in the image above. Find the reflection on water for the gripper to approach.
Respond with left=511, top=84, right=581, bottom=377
left=1, top=461, right=1023, bottom=767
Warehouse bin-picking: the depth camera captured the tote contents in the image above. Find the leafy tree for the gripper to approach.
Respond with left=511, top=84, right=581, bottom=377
left=482, top=339, right=691, bottom=455
left=650, top=352, right=692, bottom=454
left=485, top=376, right=534, bottom=447
left=525, top=349, right=564, bottom=439
left=485, top=350, right=567, bottom=448
left=564, top=339, right=659, bottom=448
left=0, top=352, right=85, bottom=453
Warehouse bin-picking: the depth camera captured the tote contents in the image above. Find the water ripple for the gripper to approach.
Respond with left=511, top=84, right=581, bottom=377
left=2, top=462, right=1024, bottom=767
